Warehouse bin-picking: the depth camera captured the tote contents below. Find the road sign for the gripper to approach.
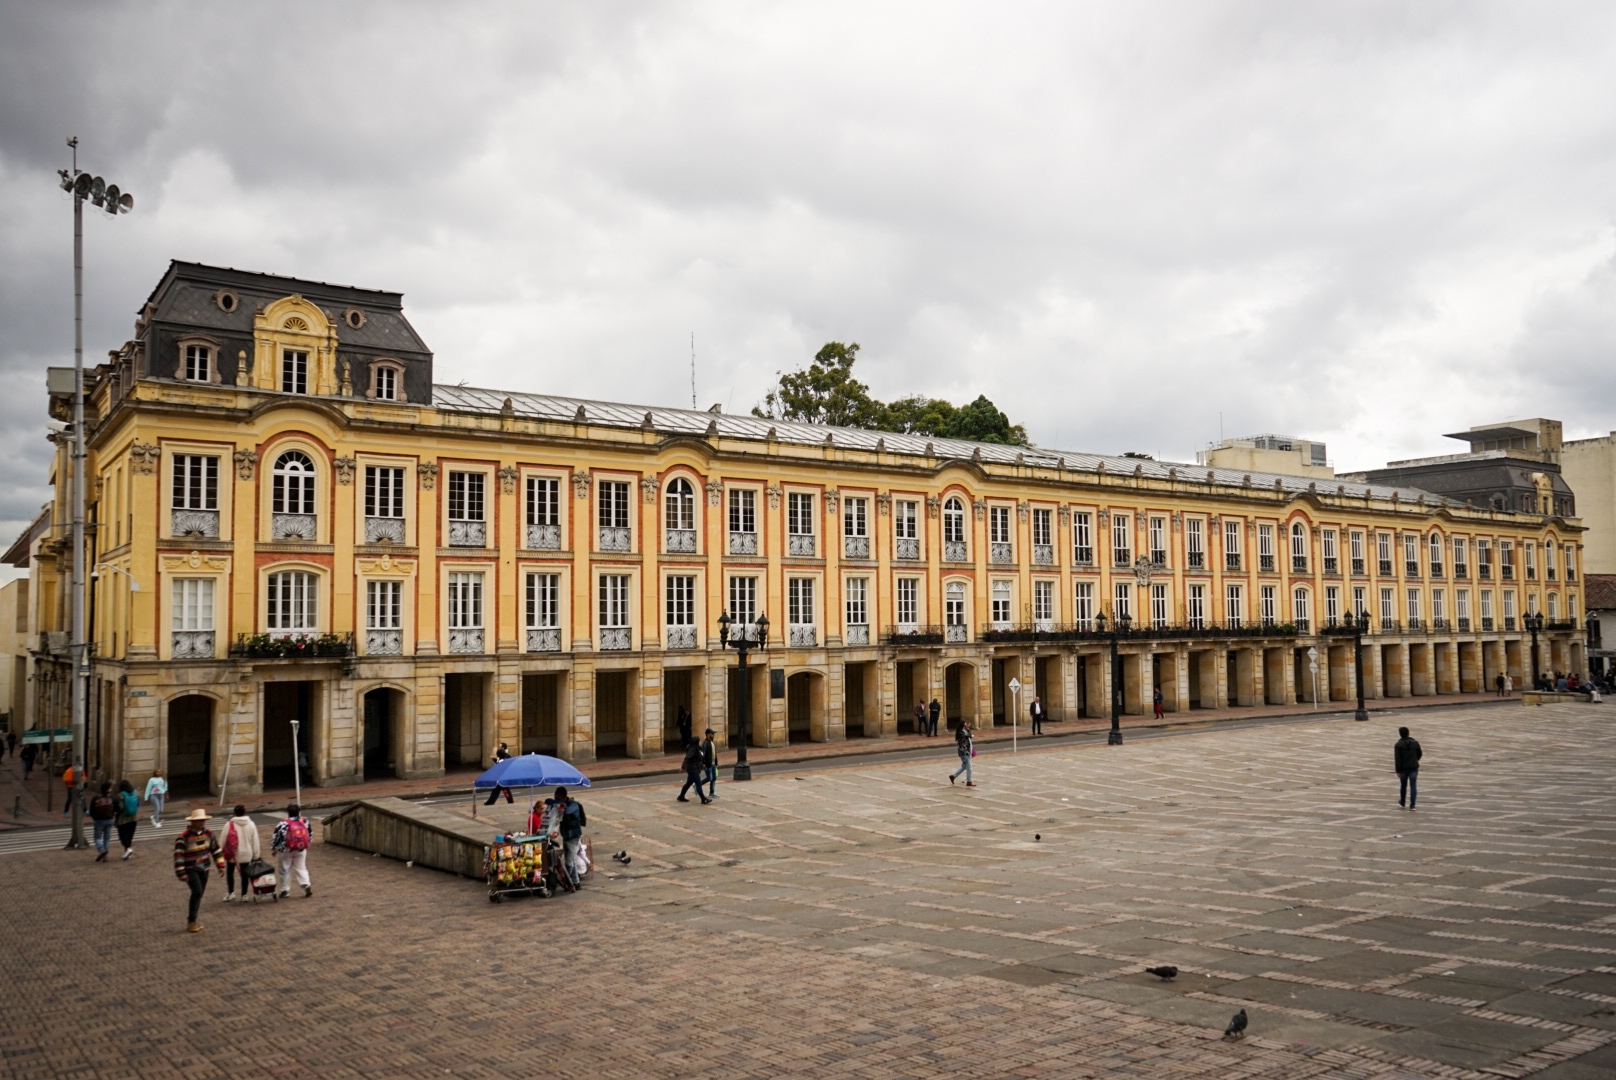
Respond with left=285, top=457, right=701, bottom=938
left=1307, top=647, right=1318, bottom=660
left=1008, top=678, right=1022, bottom=694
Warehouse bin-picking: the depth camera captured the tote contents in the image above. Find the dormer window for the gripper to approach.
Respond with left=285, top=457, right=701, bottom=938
left=173, top=337, right=222, bottom=384
left=367, top=359, right=407, bottom=402
left=282, top=349, right=308, bottom=394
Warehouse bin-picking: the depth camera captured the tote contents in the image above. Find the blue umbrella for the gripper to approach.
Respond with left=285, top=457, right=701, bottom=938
left=474, top=753, right=591, bottom=790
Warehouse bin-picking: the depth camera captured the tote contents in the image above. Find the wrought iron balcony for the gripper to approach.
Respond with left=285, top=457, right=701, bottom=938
left=789, top=533, right=816, bottom=557
left=894, top=537, right=921, bottom=560
left=976, top=621, right=1307, bottom=644
left=271, top=513, right=317, bottom=541
left=1406, top=561, right=1420, bottom=577
left=1032, top=544, right=1054, bottom=566
left=1501, top=566, right=1514, bottom=580
left=1457, top=617, right=1471, bottom=631
left=665, top=625, right=698, bottom=649
left=1406, top=617, right=1424, bottom=631
left=1259, top=555, right=1276, bottom=573
left=1481, top=617, right=1494, bottom=631
left=1351, top=558, right=1366, bottom=575
left=1526, top=568, right=1537, bottom=580
left=1323, top=557, right=1338, bottom=574
left=1292, top=556, right=1307, bottom=573
left=171, top=630, right=214, bottom=659
left=599, top=627, right=632, bottom=650
left=845, top=624, right=870, bottom=646
left=729, top=531, right=757, bottom=555
left=171, top=509, right=219, bottom=538
left=665, top=528, right=697, bottom=553
left=1380, top=618, right=1399, bottom=632
left=1431, top=618, right=1448, bottom=630
left=1454, top=565, right=1468, bottom=579
left=365, top=629, right=403, bottom=655
left=1479, top=565, right=1492, bottom=579
left=598, top=526, right=631, bottom=552
left=1546, top=619, right=1578, bottom=631
left=1186, top=551, right=1204, bottom=570
left=789, top=625, right=817, bottom=647
left=526, top=628, right=561, bottom=652
left=527, top=523, right=562, bottom=550
left=843, top=535, right=870, bottom=559
left=945, top=624, right=968, bottom=643
left=1504, top=616, right=1517, bottom=630
left=943, top=540, right=969, bottom=562
left=365, top=516, right=405, bottom=544
left=1430, top=563, right=1443, bottom=578
left=1115, top=551, right=1133, bottom=569
left=1076, top=546, right=1095, bottom=566
left=990, top=542, right=1014, bottom=564
left=449, top=628, right=484, bottom=654
left=449, top=520, right=486, bottom=548
left=1294, top=618, right=1310, bottom=633
left=1378, top=560, right=1393, bottom=576
left=883, top=624, right=943, bottom=645
left=1225, top=554, right=1242, bottom=572
left=231, top=632, right=352, bottom=659
left=1546, top=568, right=1555, bottom=580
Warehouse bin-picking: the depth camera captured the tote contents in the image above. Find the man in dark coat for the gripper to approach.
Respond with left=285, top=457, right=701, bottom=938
left=928, top=697, right=942, bottom=737
left=913, top=699, right=927, bottom=736
left=677, top=737, right=711, bottom=804
left=1394, top=726, right=1423, bottom=810
left=1028, top=696, right=1046, bottom=735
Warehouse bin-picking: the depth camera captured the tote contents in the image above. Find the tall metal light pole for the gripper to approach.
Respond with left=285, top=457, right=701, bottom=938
left=56, top=139, right=134, bottom=850
left=1524, top=612, right=1543, bottom=690
left=1352, top=611, right=1370, bottom=721
left=717, top=611, right=768, bottom=781
left=1096, top=611, right=1128, bottom=745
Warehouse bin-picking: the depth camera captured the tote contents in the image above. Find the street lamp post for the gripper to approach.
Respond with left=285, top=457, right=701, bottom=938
left=290, top=718, right=304, bottom=808
left=56, top=139, right=134, bottom=851
left=1351, top=611, right=1370, bottom=722
left=717, top=611, right=769, bottom=781
left=1524, top=612, right=1544, bottom=690
left=1096, top=611, right=1130, bottom=745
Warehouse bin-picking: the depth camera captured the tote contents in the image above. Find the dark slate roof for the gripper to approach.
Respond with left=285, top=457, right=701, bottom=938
left=1585, top=574, right=1616, bottom=612
left=431, top=384, right=1453, bottom=504
left=1358, top=457, right=1573, bottom=498
left=143, top=261, right=431, bottom=357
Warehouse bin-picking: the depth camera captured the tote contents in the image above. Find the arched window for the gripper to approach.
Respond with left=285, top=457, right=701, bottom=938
left=943, top=498, right=965, bottom=543
left=664, top=477, right=696, bottom=552
left=1429, top=532, right=1444, bottom=575
left=272, top=451, right=316, bottom=515
left=1290, top=522, right=1307, bottom=571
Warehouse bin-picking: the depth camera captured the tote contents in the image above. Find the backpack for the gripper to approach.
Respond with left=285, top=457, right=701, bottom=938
left=89, top=794, right=116, bottom=821
left=120, top=791, right=139, bottom=816
left=284, top=818, right=310, bottom=851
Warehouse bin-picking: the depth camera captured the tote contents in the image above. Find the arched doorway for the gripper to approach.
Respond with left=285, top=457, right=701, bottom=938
left=944, top=662, right=978, bottom=730
left=362, top=687, right=405, bottom=780
left=167, top=695, right=214, bottom=795
left=786, top=671, right=826, bottom=743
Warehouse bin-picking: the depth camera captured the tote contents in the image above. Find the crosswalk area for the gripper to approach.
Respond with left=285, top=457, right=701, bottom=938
left=0, top=816, right=236, bottom=856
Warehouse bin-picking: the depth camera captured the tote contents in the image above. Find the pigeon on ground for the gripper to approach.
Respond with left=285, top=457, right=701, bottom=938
left=1144, top=965, right=1178, bottom=981
left=612, top=850, right=631, bottom=865
left=1223, top=1009, right=1247, bottom=1040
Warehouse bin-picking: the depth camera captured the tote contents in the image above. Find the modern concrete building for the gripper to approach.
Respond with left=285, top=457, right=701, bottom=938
left=15, top=262, right=1587, bottom=795
left=1199, top=434, right=1334, bottom=480
left=1559, top=431, right=1616, bottom=576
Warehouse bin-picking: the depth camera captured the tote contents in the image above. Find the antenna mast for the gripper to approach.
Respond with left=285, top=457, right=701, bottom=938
left=690, top=332, right=697, bottom=409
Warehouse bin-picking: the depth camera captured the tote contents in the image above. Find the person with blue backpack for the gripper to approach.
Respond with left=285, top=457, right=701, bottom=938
left=114, top=778, right=141, bottom=860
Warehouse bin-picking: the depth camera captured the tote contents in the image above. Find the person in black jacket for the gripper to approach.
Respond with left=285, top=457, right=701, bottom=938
left=545, top=787, right=586, bottom=891
left=1029, top=696, right=1045, bottom=735
left=677, top=738, right=711, bottom=804
left=928, top=697, right=942, bottom=737
left=1394, top=727, right=1423, bottom=809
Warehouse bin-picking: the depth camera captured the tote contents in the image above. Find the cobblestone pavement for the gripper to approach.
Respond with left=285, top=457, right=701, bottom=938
left=2, top=702, right=1614, bottom=1079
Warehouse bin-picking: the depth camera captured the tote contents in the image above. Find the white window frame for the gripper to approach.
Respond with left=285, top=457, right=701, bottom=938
left=1150, top=582, right=1168, bottom=628
left=366, top=579, right=402, bottom=630
left=281, top=349, right=308, bottom=395
left=991, top=580, right=1012, bottom=627
left=1073, top=511, right=1094, bottom=564
left=266, top=569, right=319, bottom=635
left=896, top=577, right=919, bottom=627
left=845, top=577, right=869, bottom=629
left=172, top=578, right=215, bottom=631
left=448, top=572, right=484, bottom=630
left=1188, top=583, right=1205, bottom=628
left=1075, top=581, right=1095, bottom=629
left=1224, top=583, right=1243, bottom=628
left=526, top=573, right=560, bottom=629
left=1112, top=513, right=1132, bottom=566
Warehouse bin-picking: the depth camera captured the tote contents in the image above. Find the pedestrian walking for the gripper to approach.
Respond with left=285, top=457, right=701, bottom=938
left=1394, top=726, right=1422, bottom=810
left=20, top=741, right=36, bottom=780
left=545, top=786, right=586, bottom=891
left=913, top=699, right=927, bottom=736
left=174, top=809, right=225, bottom=932
left=676, top=705, right=694, bottom=750
left=1503, top=673, right=1513, bottom=696
left=677, top=737, right=711, bottom=804
left=89, top=782, right=117, bottom=862
left=1153, top=686, right=1164, bottom=719
left=949, top=720, right=975, bottom=786
left=1029, top=696, right=1045, bottom=735
left=483, top=742, right=514, bottom=805
left=144, top=769, right=169, bottom=828
left=221, top=805, right=262, bottom=901
left=701, top=728, right=718, bottom=799
left=270, top=804, right=314, bottom=898
left=114, top=779, right=140, bottom=860
left=62, top=762, right=86, bottom=817
left=928, top=697, right=942, bottom=737
left=1495, top=672, right=1505, bottom=696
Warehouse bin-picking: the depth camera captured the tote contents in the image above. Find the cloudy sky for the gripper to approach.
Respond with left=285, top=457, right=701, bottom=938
left=3, top=1, right=1616, bottom=571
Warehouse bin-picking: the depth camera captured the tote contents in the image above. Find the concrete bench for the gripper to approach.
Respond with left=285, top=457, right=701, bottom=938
left=1521, top=691, right=1597, bottom=706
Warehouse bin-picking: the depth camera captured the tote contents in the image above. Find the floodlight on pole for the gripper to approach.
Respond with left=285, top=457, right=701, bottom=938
left=56, top=137, right=133, bottom=851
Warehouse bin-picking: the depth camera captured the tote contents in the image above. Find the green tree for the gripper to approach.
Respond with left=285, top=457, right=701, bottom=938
left=944, top=394, right=1027, bottom=445
left=880, top=394, right=957, bottom=436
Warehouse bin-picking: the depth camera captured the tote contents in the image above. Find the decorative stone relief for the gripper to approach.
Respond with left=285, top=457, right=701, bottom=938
left=571, top=471, right=591, bottom=499
left=875, top=493, right=891, bottom=516
left=334, top=456, right=357, bottom=485
left=926, top=495, right=940, bottom=518
left=972, top=499, right=986, bottom=521
left=160, top=551, right=229, bottom=572
left=498, top=466, right=519, bottom=495
left=356, top=555, right=415, bottom=575
left=1016, top=501, right=1028, bottom=524
left=766, top=484, right=782, bottom=510
left=233, top=449, right=258, bottom=480
left=706, top=478, right=724, bottom=506
left=129, top=444, right=161, bottom=474
left=1057, top=506, right=1070, bottom=527
left=234, top=350, right=251, bottom=387
left=1172, top=511, right=1183, bottom=533
left=418, top=462, right=439, bottom=490
left=640, top=475, right=660, bottom=503
left=1098, top=508, right=1110, bottom=525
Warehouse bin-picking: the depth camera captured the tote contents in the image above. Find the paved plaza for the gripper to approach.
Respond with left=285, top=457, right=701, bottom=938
left=3, top=702, right=1615, bottom=1079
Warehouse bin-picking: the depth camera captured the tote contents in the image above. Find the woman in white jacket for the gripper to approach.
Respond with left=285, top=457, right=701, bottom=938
left=222, top=805, right=262, bottom=901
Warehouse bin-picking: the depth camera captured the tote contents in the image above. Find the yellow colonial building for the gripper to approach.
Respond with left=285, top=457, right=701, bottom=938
left=21, top=262, right=1587, bottom=794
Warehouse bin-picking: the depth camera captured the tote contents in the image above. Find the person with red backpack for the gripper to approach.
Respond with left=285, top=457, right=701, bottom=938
left=88, top=782, right=117, bottom=862
left=271, top=803, right=313, bottom=898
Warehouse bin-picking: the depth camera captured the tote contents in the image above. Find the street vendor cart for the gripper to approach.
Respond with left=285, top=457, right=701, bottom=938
left=473, top=754, right=591, bottom=903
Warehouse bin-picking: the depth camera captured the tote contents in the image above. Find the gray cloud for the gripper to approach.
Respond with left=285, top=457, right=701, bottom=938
left=3, top=0, right=1616, bottom=554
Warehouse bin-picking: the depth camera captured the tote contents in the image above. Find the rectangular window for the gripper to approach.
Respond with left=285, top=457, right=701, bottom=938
left=1544, top=542, right=1556, bottom=579
left=843, top=497, right=867, bottom=537
left=989, top=505, right=1011, bottom=544
left=526, top=573, right=559, bottom=628
left=896, top=578, right=919, bottom=626
left=1034, top=580, right=1054, bottom=624
left=599, top=574, right=631, bottom=628
left=1224, top=520, right=1242, bottom=570
left=1073, top=511, right=1094, bottom=564
left=448, top=472, right=485, bottom=522
left=1224, top=583, right=1243, bottom=628
left=1527, top=591, right=1538, bottom=616
left=1478, top=540, right=1492, bottom=578
left=1456, top=589, right=1470, bottom=625
left=665, top=575, right=696, bottom=626
left=448, top=572, right=484, bottom=629
left=1377, top=532, right=1393, bottom=576
left=1322, top=528, right=1338, bottom=573
left=1404, top=533, right=1419, bottom=576
left=1524, top=541, right=1537, bottom=579
left=1428, top=533, right=1443, bottom=577
left=945, top=583, right=967, bottom=635
left=1075, top=582, right=1095, bottom=629
left=789, top=578, right=815, bottom=625
left=1113, top=581, right=1132, bottom=622
left=527, top=477, right=560, bottom=526
left=1187, top=517, right=1204, bottom=569
left=1291, top=524, right=1308, bottom=572
left=1032, top=508, right=1052, bottom=547
left=374, top=365, right=396, bottom=401
left=1325, top=585, right=1340, bottom=624
left=1563, top=543, right=1575, bottom=581
left=788, top=493, right=815, bottom=536
left=281, top=350, right=308, bottom=395
left=895, top=500, right=918, bottom=539
left=599, top=480, right=630, bottom=529
left=1453, top=537, right=1468, bottom=577
left=1547, top=592, right=1559, bottom=620
left=1499, top=541, right=1514, bottom=579
left=1353, top=586, right=1367, bottom=618
left=1112, top=513, right=1132, bottom=566
left=1432, top=589, right=1446, bottom=624
left=1480, top=589, right=1494, bottom=625
left=184, top=344, right=211, bottom=382
left=1151, top=582, right=1168, bottom=628
left=1406, top=588, right=1421, bottom=626
left=365, top=466, right=405, bottom=519
left=1260, top=584, right=1276, bottom=625
left=171, top=455, right=219, bottom=511
left=1379, top=587, right=1395, bottom=626
left=727, top=576, right=758, bottom=625
left=845, top=577, right=868, bottom=628
left=1149, top=516, right=1166, bottom=565
left=1258, top=524, right=1275, bottom=572
left=1188, top=584, right=1205, bottom=628
left=1350, top=530, right=1366, bottom=575
left=1502, top=590, right=1516, bottom=626
left=991, top=581, right=1012, bottom=626
left=266, top=570, right=318, bottom=634
left=729, top=489, right=756, bottom=534
left=171, top=578, right=214, bottom=631
left=365, top=579, right=402, bottom=630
